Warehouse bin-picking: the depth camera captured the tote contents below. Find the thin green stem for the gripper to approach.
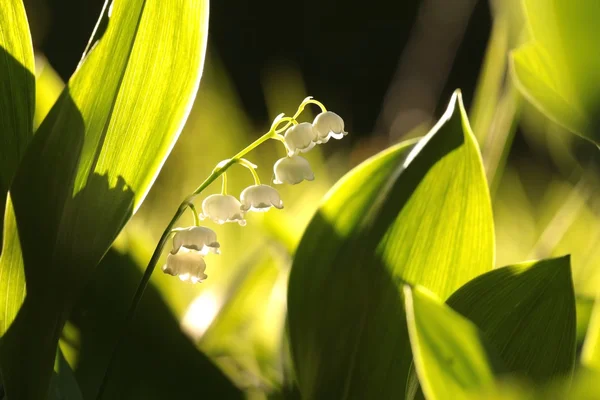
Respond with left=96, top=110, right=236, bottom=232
left=220, top=172, right=228, bottom=195
left=95, top=201, right=188, bottom=400
left=236, top=158, right=261, bottom=185
left=96, top=128, right=277, bottom=400
left=97, top=97, right=324, bottom=399
left=188, top=203, right=201, bottom=226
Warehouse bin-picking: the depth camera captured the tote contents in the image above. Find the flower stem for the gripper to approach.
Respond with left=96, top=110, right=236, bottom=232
left=96, top=96, right=320, bottom=399
left=188, top=203, right=201, bottom=226
left=220, top=172, right=228, bottom=195
left=95, top=126, right=279, bottom=400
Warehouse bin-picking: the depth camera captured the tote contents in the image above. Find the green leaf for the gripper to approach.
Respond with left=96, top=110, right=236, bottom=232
left=0, top=0, right=210, bottom=398
left=288, top=90, right=494, bottom=398
left=582, top=293, right=600, bottom=369
left=404, top=285, right=500, bottom=400
left=0, top=0, right=35, bottom=243
left=511, top=0, right=600, bottom=144
left=447, top=256, right=576, bottom=383
left=68, top=247, right=242, bottom=399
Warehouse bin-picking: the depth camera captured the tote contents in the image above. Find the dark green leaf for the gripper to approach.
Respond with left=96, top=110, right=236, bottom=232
left=288, top=91, right=494, bottom=398
left=447, top=256, right=576, bottom=383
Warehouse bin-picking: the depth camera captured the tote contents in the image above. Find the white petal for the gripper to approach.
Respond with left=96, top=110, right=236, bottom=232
left=172, top=226, right=220, bottom=255
left=284, top=122, right=319, bottom=155
left=273, top=156, right=315, bottom=185
left=313, top=111, right=347, bottom=142
left=162, top=248, right=208, bottom=284
left=201, top=194, right=246, bottom=225
left=240, top=185, right=284, bottom=212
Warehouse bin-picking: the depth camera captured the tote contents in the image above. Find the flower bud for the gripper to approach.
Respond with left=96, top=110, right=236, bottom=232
left=284, top=122, right=318, bottom=155
left=313, top=111, right=347, bottom=143
left=172, top=226, right=220, bottom=255
left=162, top=248, right=208, bottom=283
left=201, top=194, right=246, bottom=226
left=273, top=155, right=315, bottom=185
left=240, top=184, right=284, bottom=212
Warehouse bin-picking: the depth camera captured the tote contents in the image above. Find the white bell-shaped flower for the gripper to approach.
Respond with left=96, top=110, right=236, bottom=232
left=162, top=248, right=208, bottom=284
left=273, top=155, right=315, bottom=185
left=201, top=194, right=246, bottom=226
left=240, top=184, right=284, bottom=212
left=313, top=111, right=347, bottom=143
left=284, top=122, right=319, bottom=155
left=172, top=226, right=220, bottom=255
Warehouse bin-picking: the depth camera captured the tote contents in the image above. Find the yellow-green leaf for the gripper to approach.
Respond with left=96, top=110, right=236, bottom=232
left=0, top=0, right=35, bottom=243
left=404, top=285, right=500, bottom=400
left=288, top=91, right=494, bottom=398
left=0, top=0, right=210, bottom=398
left=511, top=0, right=600, bottom=144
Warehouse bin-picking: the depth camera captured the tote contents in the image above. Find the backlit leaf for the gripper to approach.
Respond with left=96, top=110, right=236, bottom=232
left=404, top=285, right=500, bottom=400
left=288, top=91, right=494, bottom=398
left=0, top=0, right=210, bottom=397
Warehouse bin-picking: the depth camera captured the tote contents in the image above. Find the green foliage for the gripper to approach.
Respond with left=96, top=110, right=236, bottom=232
left=447, top=256, right=577, bottom=383
left=0, top=0, right=35, bottom=242
left=288, top=91, right=494, bottom=398
left=0, top=0, right=210, bottom=398
left=404, top=285, right=500, bottom=400
left=511, top=0, right=600, bottom=144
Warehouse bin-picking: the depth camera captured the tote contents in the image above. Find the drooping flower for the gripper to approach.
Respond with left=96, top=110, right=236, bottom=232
left=284, top=122, right=319, bottom=155
left=172, top=226, right=220, bottom=255
left=273, top=155, right=315, bottom=185
left=201, top=194, right=246, bottom=226
left=313, top=111, right=347, bottom=143
left=240, top=184, right=284, bottom=212
left=162, top=248, right=208, bottom=284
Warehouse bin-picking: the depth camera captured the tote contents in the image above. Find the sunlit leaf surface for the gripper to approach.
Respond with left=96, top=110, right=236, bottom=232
left=0, top=0, right=210, bottom=397
left=404, top=285, right=499, bottom=400
left=288, top=91, right=494, bottom=398
left=511, top=0, right=600, bottom=144
left=0, top=0, right=35, bottom=242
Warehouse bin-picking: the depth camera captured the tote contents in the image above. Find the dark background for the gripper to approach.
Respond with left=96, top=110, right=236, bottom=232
left=24, top=0, right=492, bottom=140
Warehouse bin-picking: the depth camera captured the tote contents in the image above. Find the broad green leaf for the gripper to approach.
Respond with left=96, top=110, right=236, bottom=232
left=447, top=256, right=576, bottom=383
left=582, top=293, right=600, bottom=369
left=404, top=286, right=499, bottom=400
left=511, top=0, right=600, bottom=144
left=0, top=0, right=210, bottom=398
left=288, top=91, right=494, bottom=398
left=0, top=0, right=35, bottom=243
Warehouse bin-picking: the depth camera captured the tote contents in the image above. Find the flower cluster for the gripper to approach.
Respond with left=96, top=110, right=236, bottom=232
left=162, top=97, right=347, bottom=283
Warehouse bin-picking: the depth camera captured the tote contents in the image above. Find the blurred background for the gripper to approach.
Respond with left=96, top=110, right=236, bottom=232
left=23, top=0, right=600, bottom=398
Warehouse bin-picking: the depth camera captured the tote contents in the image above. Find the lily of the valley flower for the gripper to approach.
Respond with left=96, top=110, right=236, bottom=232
left=201, top=194, right=246, bottom=226
left=162, top=248, right=208, bottom=283
left=240, top=184, right=284, bottom=212
left=172, top=226, right=220, bottom=255
left=273, top=155, right=315, bottom=185
left=313, top=111, right=347, bottom=143
left=284, top=122, right=318, bottom=155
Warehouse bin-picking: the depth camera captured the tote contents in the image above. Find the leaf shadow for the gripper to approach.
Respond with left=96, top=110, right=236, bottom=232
left=1, top=82, right=136, bottom=398
left=0, top=45, right=35, bottom=253
left=69, top=247, right=243, bottom=400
